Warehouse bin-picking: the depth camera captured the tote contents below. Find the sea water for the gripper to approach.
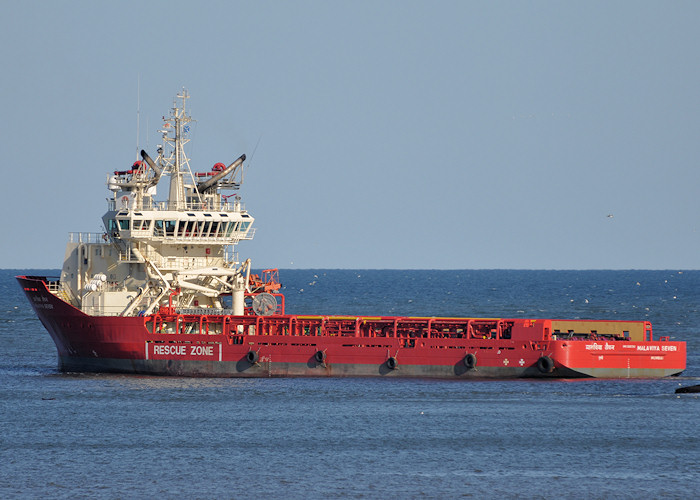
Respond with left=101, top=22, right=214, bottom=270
left=1, top=269, right=699, bottom=498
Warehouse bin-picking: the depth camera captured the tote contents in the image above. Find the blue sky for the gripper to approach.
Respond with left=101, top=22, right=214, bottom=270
left=2, top=1, right=699, bottom=269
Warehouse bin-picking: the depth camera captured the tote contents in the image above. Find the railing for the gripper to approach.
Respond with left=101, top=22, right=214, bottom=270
left=44, top=278, right=62, bottom=291
left=45, top=278, right=80, bottom=307
left=143, top=315, right=517, bottom=343
left=224, top=249, right=239, bottom=267
left=118, top=248, right=241, bottom=271
left=68, top=232, right=106, bottom=244
left=117, top=246, right=141, bottom=263
left=108, top=199, right=246, bottom=213
left=71, top=229, right=254, bottom=247
left=177, top=308, right=236, bottom=316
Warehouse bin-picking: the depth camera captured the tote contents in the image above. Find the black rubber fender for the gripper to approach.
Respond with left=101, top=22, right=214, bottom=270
left=464, top=353, right=477, bottom=369
left=314, top=350, right=326, bottom=363
left=537, top=355, right=554, bottom=374
left=386, top=357, right=398, bottom=370
left=246, top=350, right=259, bottom=364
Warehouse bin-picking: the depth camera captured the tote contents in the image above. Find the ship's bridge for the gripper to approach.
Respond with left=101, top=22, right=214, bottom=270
left=103, top=203, right=254, bottom=244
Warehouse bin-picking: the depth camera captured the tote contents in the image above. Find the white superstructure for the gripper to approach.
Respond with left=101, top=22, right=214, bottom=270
left=60, top=90, right=255, bottom=316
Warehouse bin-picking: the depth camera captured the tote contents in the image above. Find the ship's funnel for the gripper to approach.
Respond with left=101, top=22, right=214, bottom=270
left=197, top=154, right=246, bottom=193
left=140, top=150, right=163, bottom=178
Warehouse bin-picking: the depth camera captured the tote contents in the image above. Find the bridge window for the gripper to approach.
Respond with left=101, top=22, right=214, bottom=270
left=226, top=222, right=238, bottom=236
left=154, top=220, right=164, bottom=237
left=183, top=220, right=196, bottom=237
left=165, top=220, right=176, bottom=237
left=118, top=219, right=130, bottom=230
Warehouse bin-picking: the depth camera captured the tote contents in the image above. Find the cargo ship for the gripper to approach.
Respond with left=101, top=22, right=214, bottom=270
left=18, top=91, right=686, bottom=378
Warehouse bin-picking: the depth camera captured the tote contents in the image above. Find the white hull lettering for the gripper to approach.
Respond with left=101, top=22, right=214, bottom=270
left=153, top=344, right=187, bottom=356
left=637, top=345, right=660, bottom=351
left=190, top=345, right=214, bottom=356
left=149, top=343, right=218, bottom=359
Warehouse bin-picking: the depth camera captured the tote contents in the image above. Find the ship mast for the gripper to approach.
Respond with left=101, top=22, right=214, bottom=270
left=162, top=89, right=194, bottom=210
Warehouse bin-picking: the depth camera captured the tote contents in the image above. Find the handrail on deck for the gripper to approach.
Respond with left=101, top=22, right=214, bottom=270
left=107, top=199, right=246, bottom=212
left=68, top=232, right=105, bottom=244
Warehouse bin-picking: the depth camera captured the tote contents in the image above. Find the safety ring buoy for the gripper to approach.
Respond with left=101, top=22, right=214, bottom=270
left=464, top=353, right=477, bottom=369
left=537, top=355, right=555, bottom=374
left=314, top=350, right=326, bottom=363
left=386, top=357, right=398, bottom=370
left=246, top=350, right=259, bottom=364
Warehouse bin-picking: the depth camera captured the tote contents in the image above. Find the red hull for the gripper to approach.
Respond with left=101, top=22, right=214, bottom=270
left=18, top=276, right=686, bottom=379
